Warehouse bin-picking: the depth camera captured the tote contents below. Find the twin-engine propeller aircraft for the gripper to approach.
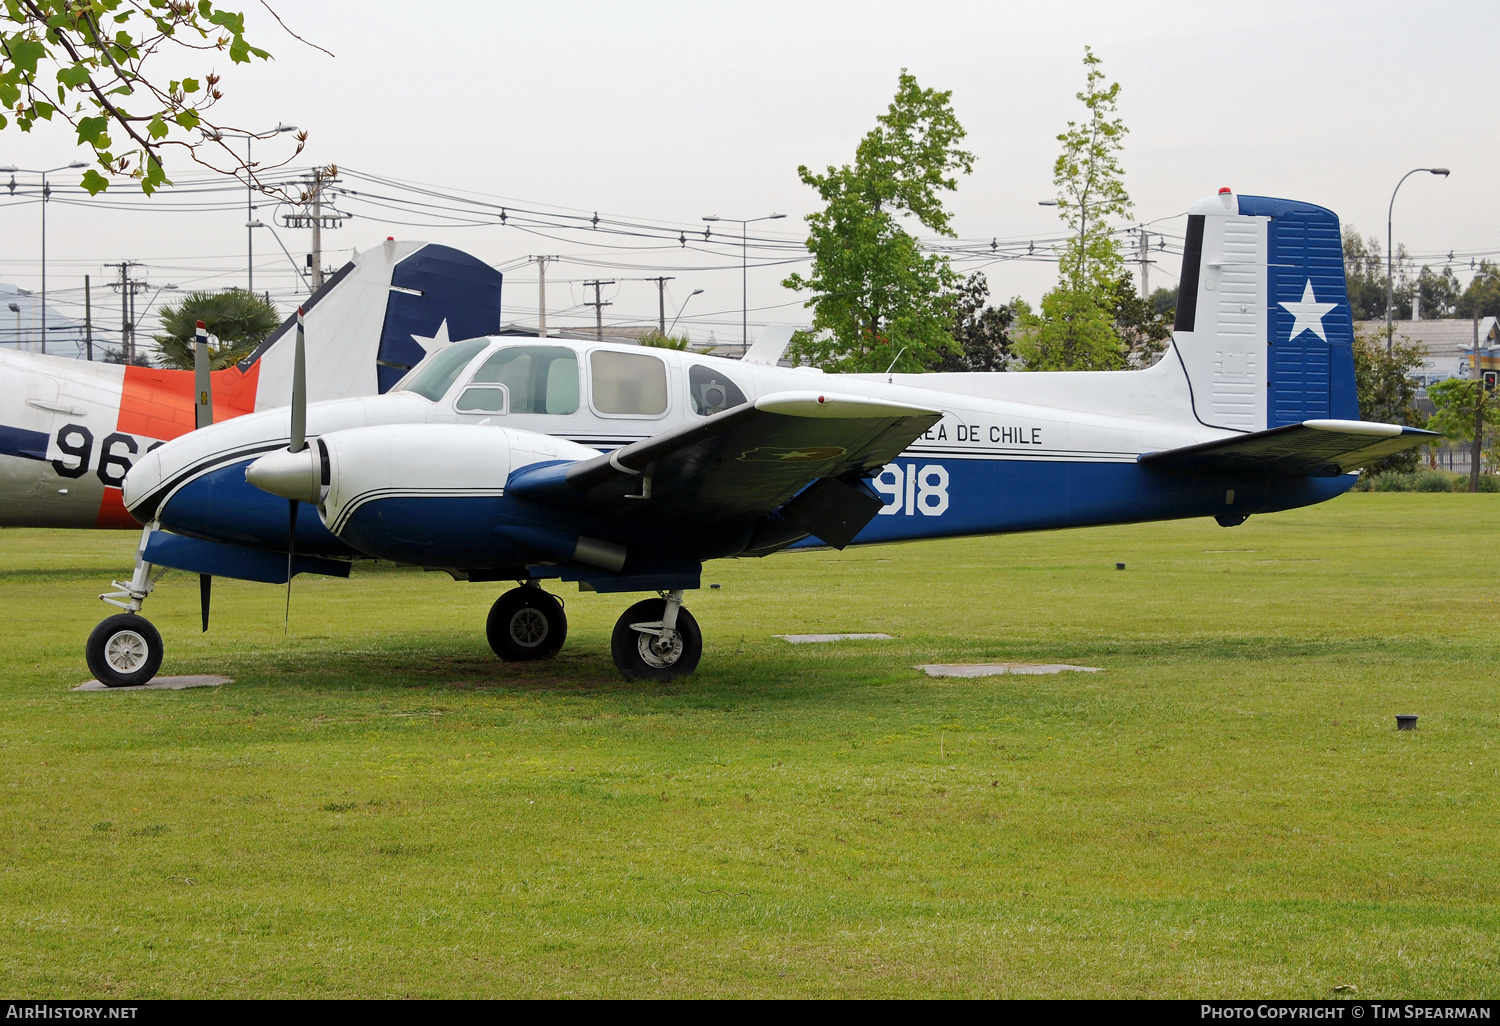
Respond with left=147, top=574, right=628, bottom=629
left=99, top=190, right=1432, bottom=687
left=0, top=240, right=502, bottom=530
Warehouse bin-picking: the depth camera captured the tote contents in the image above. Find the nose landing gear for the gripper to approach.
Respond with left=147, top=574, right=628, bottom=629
left=87, top=522, right=166, bottom=687
left=611, top=590, right=702, bottom=681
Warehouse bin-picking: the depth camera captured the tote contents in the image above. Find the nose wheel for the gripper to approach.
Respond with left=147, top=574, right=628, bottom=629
left=487, top=586, right=567, bottom=661
left=611, top=593, right=702, bottom=681
left=85, top=613, right=165, bottom=688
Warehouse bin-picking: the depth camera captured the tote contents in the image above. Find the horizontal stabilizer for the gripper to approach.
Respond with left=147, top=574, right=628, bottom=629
left=1139, top=420, right=1439, bottom=477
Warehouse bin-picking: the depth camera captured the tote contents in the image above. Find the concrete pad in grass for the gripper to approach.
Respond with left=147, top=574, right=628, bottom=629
left=775, top=633, right=893, bottom=643
left=918, top=663, right=1101, bottom=677
left=75, top=675, right=233, bottom=692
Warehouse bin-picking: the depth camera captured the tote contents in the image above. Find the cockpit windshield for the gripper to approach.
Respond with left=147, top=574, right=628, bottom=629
left=393, top=338, right=490, bottom=401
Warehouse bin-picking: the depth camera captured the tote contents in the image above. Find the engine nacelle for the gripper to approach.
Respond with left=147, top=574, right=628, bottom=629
left=247, top=424, right=604, bottom=569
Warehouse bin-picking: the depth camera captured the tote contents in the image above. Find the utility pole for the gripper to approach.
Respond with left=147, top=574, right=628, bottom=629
left=533, top=256, right=555, bottom=338
left=583, top=280, right=614, bottom=340
left=84, top=274, right=92, bottom=361
left=1138, top=227, right=1152, bottom=299
left=281, top=165, right=343, bottom=293
left=108, top=262, right=146, bottom=363
left=645, top=276, right=675, bottom=334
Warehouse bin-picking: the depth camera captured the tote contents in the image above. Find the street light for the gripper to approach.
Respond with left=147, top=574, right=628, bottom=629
left=702, top=213, right=786, bottom=347
left=204, top=124, right=298, bottom=292
left=1388, top=167, right=1450, bottom=352
left=668, top=288, right=704, bottom=336
left=5, top=162, right=88, bottom=354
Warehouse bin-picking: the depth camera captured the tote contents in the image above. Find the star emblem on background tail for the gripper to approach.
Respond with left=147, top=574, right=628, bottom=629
left=1278, top=280, right=1337, bottom=342
left=410, top=319, right=452, bottom=355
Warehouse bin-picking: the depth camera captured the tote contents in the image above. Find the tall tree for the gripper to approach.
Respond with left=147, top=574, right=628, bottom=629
left=1352, top=328, right=1425, bottom=474
left=1016, top=46, right=1133, bottom=371
left=784, top=70, right=974, bottom=373
left=1457, top=261, right=1500, bottom=320
left=1427, top=377, right=1500, bottom=490
left=1, top=1, right=307, bottom=194
left=1108, top=274, right=1172, bottom=367
left=934, top=271, right=1016, bottom=372
left=153, top=288, right=279, bottom=369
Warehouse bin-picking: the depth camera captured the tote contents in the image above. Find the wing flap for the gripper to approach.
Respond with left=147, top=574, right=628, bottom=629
left=1140, top=419, right=1439, bottom=476
left=508, top=390, right=941, bottom=525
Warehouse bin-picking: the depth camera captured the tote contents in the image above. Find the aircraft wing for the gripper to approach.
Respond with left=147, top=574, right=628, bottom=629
left=1139, top=419, right=1440, bottom=477
left=506, top=391, right=941, bottom=547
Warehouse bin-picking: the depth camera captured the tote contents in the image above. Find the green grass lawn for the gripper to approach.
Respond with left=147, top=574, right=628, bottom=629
left=1, top=493, right=1496, bottom=998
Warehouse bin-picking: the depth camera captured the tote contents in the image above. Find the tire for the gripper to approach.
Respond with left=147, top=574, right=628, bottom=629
left=610, top=598, right=702, bottom=682
left=486, top=587, right=567, bottom=661
left=85, top=614, right=164, bottom=688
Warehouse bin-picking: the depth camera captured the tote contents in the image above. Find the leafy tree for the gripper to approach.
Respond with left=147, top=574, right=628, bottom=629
left=152, top=288, right=279, bottom=369
left=784, top=69, right=974, bottom=373
left=1352, top=328, right=1425, bottom=474
left=1426, top=377, right=1500, bottom=491
left=1149, top=286, right=1177, bottom=319
left=1108, top=274, right=1172, bottom=367
left=933, top=271, right=1016, bottom=372
left=1018, top=46, right=1133, bottom=371
left=638, top=329, right=689, bottom=350
left=0, top=1, right=306, bottom=194
left=1457, top=261, right=1500, bottom=320
left=1414, top=265, right=1460, bottom=318
left=1342, top=226, right=1419, bottom=322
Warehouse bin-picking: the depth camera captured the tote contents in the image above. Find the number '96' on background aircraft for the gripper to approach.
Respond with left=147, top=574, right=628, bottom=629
left=93, top=190, right=1432, bottom=687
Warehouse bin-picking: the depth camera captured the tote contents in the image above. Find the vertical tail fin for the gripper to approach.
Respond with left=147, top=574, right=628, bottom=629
left=242, top=241, right=504, bottom=411
left=1171, top=190, right=1358, bottom=432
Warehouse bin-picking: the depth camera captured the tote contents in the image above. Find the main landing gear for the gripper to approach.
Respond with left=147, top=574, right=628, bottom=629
left=86, top=522, right=167, bottom=687
left=484, top=585, right=703, bottom=681
left=486, top=585, right=568, bottom=661
left=610, top=590, right=702, bottom=682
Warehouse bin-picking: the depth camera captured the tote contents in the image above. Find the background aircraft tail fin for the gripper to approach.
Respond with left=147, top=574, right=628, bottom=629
left=243, top=241, right=503, bottom=410
left=1170, top=190, right=1359, bottom=433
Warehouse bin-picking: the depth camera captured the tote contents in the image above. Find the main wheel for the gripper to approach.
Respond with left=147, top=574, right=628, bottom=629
left=610, top=599, right=702, bottom=681
left=486, top=587, right=567, bottom=661
left=85, top=613, right=164, bottom=688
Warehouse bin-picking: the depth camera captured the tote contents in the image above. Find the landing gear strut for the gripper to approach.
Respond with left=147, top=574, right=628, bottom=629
left=611, top=590, right=702, bottom=681
left=486, top=585, right=567, bottom=661
left=86, top=522, right=166, bottom=687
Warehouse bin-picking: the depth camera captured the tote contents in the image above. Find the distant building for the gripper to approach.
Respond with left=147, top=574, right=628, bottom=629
left=0, top=282, right=91, bottom=359
left=1354, top=317, right=1500, bottom=386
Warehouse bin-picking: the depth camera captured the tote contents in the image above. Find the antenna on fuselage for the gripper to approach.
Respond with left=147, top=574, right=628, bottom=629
left=884, top=347, right=908, bottom=384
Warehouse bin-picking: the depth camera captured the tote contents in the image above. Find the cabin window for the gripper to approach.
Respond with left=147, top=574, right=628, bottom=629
left=396, top=338, right=490, bottom=402
left=455, top=385, right=508, bottom=413
left=590, top=350, right=668, bottom=416
left=467, top=346, right=579, bottom=415
left=688, top=364, right=747, bottom=416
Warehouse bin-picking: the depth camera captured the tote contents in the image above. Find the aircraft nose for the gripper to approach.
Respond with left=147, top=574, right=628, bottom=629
left=245, top=447, right=322, bottom=503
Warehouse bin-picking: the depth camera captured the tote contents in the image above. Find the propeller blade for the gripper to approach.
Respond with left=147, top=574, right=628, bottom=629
left=199, top=573, right=212, bottom=632
left=284, top=498, right=298, bottom=631
left=290, top=306, right=307, bottom=453
left=193, top=320, right=213, bottom=429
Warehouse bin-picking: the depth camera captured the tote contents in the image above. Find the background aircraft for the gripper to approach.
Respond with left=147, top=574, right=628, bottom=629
left=0, top=241, right=502, bottom=530
left=100, top=190, right=1431, bottom=687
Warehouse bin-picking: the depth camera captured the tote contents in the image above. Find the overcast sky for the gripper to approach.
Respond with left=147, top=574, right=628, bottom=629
left=1, top=0, right=1495, bottom=347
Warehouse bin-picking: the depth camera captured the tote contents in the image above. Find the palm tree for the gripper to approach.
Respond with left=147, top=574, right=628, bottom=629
left=153, top=289, right=282, bottom=370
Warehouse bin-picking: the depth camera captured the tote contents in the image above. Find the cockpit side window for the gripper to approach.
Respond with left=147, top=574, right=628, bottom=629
left=589, top=350, right=668, bottom=416
left=468, top=345, right=579, bottom=415
left=688, top=364, right=748, bottom=416
left=394, top=339, right=490, bottom=401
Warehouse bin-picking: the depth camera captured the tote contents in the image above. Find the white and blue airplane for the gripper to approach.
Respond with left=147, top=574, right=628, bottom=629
left=99, top=189, right=1431, bottom=686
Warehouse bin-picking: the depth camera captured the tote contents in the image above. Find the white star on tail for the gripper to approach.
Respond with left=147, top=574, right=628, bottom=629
left=1279, top=280, right=1338, bottom=342
left=410, top=319, right=452, bottom=355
